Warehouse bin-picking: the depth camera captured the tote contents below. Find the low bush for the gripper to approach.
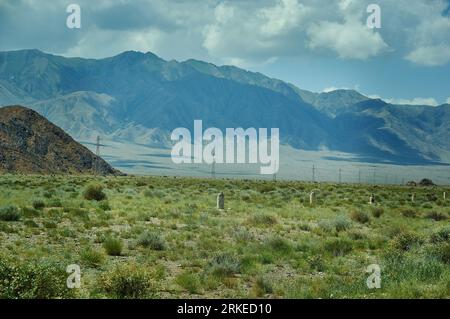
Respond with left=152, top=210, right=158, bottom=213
left=390, top=231, right=423, bottom=251
left=207, top=253, right=241, bottom=278
left=103, top=237, right=123, bottom=256
left=324, top=238, right=353, bottom=256
left=0, top=205, right=21, bottom=221
left=101, top=263, right=152, bottom=298
left=0, top=258, right=73, bottom=298
left=371, top=207, right=384, bottom=218
left=425, top=211, right=447, bottom=221
left=32, top=199, right=45, bottom=210
left=176, top=272, right=201, bottom=294
left=350, top=210, right=370, bottom=224
left=81, top=248, right=106, bottom=268
left=136, top=231, right=166, bottom=251
left=83, top=184, right=106, bottom=201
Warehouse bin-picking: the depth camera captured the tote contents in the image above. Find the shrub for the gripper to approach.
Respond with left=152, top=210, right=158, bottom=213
left=390, top=231, right=423, bottom=251
left=334, top=216, right=351, bottom=232
left=425, top=211, right=447, bottom=221
left=32, top=199, right=46, bottom=210
left=0, top=258, right=73, bottom=298
left=266, top=237, right=292, bottom=254
left=103, top=237, right=123, bottom=256
left=98, top=201, right=111, bottom=211
left=253, top=276, right=273, bottom=297
left=324, top=238, right=353, bottom=256
left=434, top=243, right=450, bottom=264
left=430, top=227, right=450, bottom=244
left=371, top=207, right=384, bottom=218
left=0, top=205, right=21, bottom=221
left=208, top=253, right=241, bottom=278
left=83, top=183, right=106, bottom=201
left=176, top=272, right=201, bottom=294
left=21, top=207, right=40, bottom=217
left=350, top=210, right=370, bottom=224
left=136, top=231, right=166, bottom=251
left=81, top=248, right=106, bottom=268
left=43, top=221, right=57, bottom=229
left=401, top=208, right=417, bottom=218
left=101, top=263, right=152, bottom=298
left=249, top=213, right=277, bottom=226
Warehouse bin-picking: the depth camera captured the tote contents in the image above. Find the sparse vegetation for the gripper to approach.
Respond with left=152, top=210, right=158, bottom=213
left=0, top=175, right=448, bottom=298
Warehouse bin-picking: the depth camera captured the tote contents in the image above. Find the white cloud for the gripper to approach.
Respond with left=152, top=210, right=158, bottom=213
left=258, top=0, right=308, bottom=37
left=406, top=45, right=450, bottom=66
left=322, top=86, right=353, bottom=93
left=446, top=98, right=450, bottom=104
left=307, top=20, right=388, bottom=60
left=385, top=97, right=439, bottom=106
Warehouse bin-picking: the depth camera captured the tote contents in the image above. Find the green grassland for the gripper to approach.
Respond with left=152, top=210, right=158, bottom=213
left=0, top=175, right=449, bottom=299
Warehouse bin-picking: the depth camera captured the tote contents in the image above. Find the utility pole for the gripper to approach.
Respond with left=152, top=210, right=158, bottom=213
left=338, top=168, right=342, bottom=184
left=373, top=169, right=376, bottom=185
left=95, top=135, right=101, bottom=174
left=312, top=164, right=315, bottom=182
left=211, top=150, right=216, bottom=179
left=273, top=160, right=277, bottom=182
left=358, top=169, right=361, bottom=184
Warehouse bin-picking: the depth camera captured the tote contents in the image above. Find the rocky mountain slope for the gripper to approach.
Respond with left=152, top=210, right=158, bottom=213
left=0, top=105, right=119, bottom=174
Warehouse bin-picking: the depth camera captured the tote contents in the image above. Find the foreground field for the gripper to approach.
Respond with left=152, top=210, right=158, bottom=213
left=0, top=175, right=449, bottom=299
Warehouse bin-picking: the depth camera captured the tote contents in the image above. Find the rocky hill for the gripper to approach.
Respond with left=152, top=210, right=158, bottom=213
left=0, top=105, right=119, bottom=174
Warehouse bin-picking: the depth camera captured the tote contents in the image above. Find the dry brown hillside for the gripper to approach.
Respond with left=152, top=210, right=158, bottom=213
left=0, top=105, right=120, bottom=175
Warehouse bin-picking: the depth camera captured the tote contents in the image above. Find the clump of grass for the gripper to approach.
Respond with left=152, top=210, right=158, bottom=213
left=401, top=208, right=418, bottom=218
left=333, top=216, right=351, bottom=232
left=176, top=272, right=201, bottom=294
left=101, top=263, right=152, bottom=298
left=433, top=243, right=450, bottom=264
left=103, top=237, right=123, bottom=256
left=350, top=210, right=370, bottom=224
left=0, top=205, right=21, bottom=221
left=248, top=213, right=277, bottom=226
left=324, top=238, right=353, bottom=256
left=266, top=236, right=292, bottom=254
left=42, top=221, right=57, bottom=229
left=136, top=231, right=166, bottom=250
left=32, top=199, right=46, bottom=210
left=83, top=183, right=106, bottom=201
left=371, top=207, right=384, bottom=218
left=207, top=253, right=241, bottom=278
left=425, top=211, right=447, bottom=221
left=390, top=231, right=423, bottom=251
left=98, top=201, right=111, bottom=211
left=81, top=247, right=106, bottom=268
left=252, top=276, right=273, bottom=297
left=430, top=227, right=450, bottom=244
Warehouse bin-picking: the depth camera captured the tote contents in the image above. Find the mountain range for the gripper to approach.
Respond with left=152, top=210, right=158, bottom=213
left=0, top=49, right=449, bottom=165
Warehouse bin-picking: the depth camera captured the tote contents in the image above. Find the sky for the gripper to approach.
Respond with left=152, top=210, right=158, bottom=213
left=0, top=0, right=449, bottom=105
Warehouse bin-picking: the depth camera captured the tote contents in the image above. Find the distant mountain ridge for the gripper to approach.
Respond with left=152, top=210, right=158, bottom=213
left=0, top=49, right=449, bottom=164
left=0, top=105, right=119, bottom=174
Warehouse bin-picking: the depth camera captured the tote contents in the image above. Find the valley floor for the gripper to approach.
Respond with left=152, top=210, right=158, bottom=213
left=0, top=175, right=449, bottom=298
